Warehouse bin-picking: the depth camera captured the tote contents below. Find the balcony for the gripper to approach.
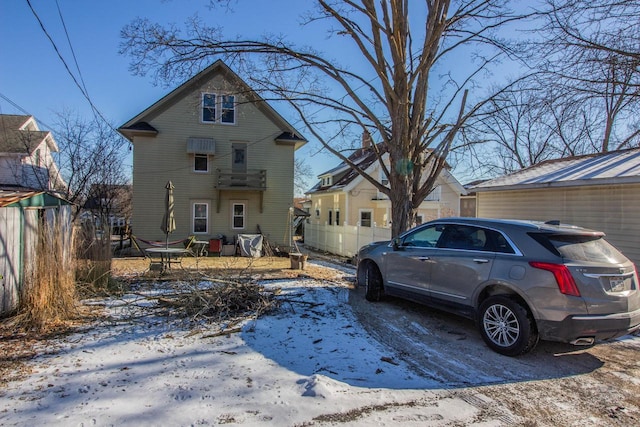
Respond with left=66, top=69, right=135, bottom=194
left=215, top=169, right=267, bottom=212
left=215, top=169, right=267, bottom=190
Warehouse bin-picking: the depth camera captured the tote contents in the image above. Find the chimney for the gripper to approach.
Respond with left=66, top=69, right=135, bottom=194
left=362, top=130, right=372, bottom=149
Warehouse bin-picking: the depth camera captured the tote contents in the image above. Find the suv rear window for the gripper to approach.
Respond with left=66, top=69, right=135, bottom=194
left=535, top=233, right=627, bottom=263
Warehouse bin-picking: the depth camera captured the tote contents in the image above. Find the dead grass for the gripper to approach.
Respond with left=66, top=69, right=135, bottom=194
left=111, top=255, right=343, bottom=282
left=11, top=220, right=78, bottom=331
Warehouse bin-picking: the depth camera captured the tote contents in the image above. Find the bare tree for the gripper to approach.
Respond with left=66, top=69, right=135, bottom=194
left=294, top=157, right=314, bottom=198
left=53, top=111, right=130, bottom=225
left=461, top=77, right=596, bottom=175
left=531, top=0, right=640, bottom=152
left=121, top=0, right=528, bottom=236
left=461, top=1, right=640, bottom=177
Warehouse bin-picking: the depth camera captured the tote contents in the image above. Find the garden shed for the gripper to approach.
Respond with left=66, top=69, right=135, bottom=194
left=0, top=188, right=72, bottom=315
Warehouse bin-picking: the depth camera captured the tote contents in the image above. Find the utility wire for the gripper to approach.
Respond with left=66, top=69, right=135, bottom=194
left=54, top=0, right=91, bottom=108
left=25, top=0, right=127, bottom=144
left=0, top=91, right=56, bottom=131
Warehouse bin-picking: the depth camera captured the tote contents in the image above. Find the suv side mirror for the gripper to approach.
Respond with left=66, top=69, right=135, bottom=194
left=392, top=237, right=403, bottom=250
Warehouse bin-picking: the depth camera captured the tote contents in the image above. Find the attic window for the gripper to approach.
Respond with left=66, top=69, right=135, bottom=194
left=425, top=185, right=441, bottom=201
left=321, top=176, right=332, bottom=186
left=202, top=93, right=216, bottom=123
left=202, top=93, right=235, bottom=124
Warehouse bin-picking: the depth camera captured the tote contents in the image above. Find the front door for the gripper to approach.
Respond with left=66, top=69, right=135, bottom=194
left=231, top=143, right=247, bottom=186
left=383, top=223, right=444, bottom=299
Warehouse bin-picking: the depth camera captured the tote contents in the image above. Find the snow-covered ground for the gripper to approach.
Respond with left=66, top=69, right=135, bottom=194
left=1, top=262, right=638, bottom=426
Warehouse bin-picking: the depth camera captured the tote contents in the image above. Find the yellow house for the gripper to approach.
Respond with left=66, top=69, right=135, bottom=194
left=118, top=60, right=306, bottom=247
left=304, top=140, right=466, bottom=256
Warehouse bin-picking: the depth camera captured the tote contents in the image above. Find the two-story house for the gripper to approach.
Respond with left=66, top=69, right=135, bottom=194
left=118, top=60, right=306, bottom=248
left=304, top=134, right=466, bottom=257
left=0, top=114, right=65, bottom=191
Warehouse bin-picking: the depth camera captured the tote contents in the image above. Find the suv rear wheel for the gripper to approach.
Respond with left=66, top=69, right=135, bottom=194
left=478, top=296, right=539, bottom=356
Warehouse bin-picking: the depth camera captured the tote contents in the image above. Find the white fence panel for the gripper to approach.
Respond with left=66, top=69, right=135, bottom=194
left=304, top=222, right=391, bottom=258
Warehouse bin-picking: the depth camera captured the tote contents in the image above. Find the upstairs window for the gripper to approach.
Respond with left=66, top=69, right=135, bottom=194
left=202, top=94, right=216, bottom=123
left=221, top=95, right=236, bottom=124
left=425, top=185, right=442, bottom=201
left=320, top=175, right=332, bottom=187
left=202, top=93, right=235, bottom=124
left=194, top=154, right=208, bottom=172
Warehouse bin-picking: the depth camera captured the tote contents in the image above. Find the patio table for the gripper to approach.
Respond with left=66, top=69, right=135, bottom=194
left=145, top=247, right=190, bottom=273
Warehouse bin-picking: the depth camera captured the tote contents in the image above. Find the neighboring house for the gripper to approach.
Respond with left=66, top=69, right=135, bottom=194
left=118, top=60, right=306, bottom=247
left=82, top=184, right=132, bottom=234
left=0, top=114, right=66, bottom=191
left=0, top=187, right=72, bottom=315
left=304, top=135, right=466, bottom=257
left=472, top=148, right=640, bottom=266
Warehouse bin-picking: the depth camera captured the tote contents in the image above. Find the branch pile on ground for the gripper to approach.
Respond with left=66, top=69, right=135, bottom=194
left=156, top=280, right=280, bottom=323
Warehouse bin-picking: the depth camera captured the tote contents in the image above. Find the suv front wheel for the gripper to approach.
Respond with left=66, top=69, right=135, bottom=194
left=478, top=296, right=539, bottom=356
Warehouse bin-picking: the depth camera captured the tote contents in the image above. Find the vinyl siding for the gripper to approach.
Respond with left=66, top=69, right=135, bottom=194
left=476, top=184, right=640, bottom=266
left=131, top=74, right=295, bottom=246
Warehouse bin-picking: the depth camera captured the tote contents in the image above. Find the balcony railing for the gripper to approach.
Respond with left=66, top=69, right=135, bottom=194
left=215, top=169, right=267, bottom=191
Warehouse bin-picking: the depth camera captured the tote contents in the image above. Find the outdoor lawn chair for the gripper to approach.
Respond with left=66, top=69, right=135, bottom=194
left=183, top=235, right=208, bottom=257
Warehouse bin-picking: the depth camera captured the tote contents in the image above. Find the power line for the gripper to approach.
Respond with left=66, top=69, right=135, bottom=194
left=24, top=0, right=126, bottom=143
left=0, top=91, right=55, bottom=130
left=54, top=0, right=91, bottom=106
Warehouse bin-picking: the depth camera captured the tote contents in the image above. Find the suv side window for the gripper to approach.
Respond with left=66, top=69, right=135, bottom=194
left=402, top=224, right=443, bottom=248
left=438, top=225, right=487, bottom=250
left=437, top=224, right=516, bottom=253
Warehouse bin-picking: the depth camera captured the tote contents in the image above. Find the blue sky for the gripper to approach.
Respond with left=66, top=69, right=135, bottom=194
left=1, top=1, right=520, bottom=186
left=0, top=0, right=343, bottom=182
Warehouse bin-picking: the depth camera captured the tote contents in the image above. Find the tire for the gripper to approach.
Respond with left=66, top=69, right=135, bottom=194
left=363, top=262, right=384, bottom=302
left=478, top=296, right=539, bottom=356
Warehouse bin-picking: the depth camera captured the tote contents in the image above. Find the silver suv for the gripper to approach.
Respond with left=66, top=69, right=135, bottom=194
left=356, top=218, right=640, bottom=356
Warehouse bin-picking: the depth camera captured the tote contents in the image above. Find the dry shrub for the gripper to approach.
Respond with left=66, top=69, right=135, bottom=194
left=157, top=280, right=279, bottom=323
left=74, top=223, right=126, bottom=297
left=16, top=219, right=77, bottom=330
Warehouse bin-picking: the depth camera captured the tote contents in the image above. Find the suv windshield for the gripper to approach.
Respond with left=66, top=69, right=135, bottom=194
left=546, top=234, right=627, bottom=263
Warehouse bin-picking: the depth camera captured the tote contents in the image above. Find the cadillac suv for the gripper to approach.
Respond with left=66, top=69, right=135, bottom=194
left=356, top=218, right=640, bottom=356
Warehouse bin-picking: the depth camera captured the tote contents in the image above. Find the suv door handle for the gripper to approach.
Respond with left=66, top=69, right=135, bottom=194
left=473, top=258, right=490, bottom=264
left=412, top=256, right=430, bottom=261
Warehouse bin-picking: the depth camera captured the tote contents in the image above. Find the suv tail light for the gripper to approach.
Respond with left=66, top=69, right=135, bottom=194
left=529, top=262, right=581, bottom=297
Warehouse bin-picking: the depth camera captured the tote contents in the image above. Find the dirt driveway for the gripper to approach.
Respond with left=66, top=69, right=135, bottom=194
left=348, top=283, right=640, bottom=426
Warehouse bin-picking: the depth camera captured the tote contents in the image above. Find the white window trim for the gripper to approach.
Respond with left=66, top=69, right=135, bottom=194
left=220, top=94, right=236, bottom=125
left=379, top=168, right=389, bottom=187
left=193, top=153, right=209, bottom=173
left=231, top=201, right=246, bottom=230
left=425, top=185, right=442, bottom=201
left=192, top=201, right=209, bottom=234
left=359, top=209, right=373, bottom=227
left=202, top=93, right=216, bottom=123
left=201, top=92, right=236, bottom=125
